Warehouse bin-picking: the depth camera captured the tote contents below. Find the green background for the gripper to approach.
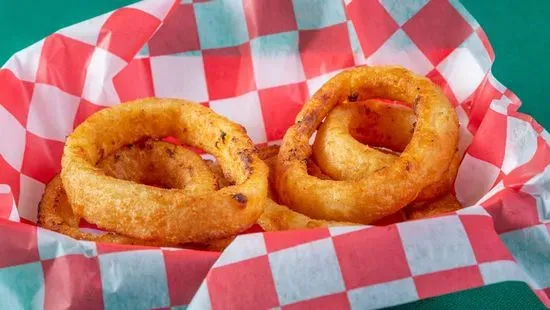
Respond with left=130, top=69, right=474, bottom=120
left=0, top=1, right=547, bottom=308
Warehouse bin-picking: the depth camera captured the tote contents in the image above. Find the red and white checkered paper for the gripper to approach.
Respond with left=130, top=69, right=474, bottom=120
left=1, top=0, right=549, bottom=309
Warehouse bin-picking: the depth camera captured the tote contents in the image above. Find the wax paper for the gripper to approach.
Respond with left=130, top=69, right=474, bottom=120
left=0, top=0, right=548, bottom=309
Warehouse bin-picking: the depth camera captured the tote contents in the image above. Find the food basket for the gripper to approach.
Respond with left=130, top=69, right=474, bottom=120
left=0, top=0, right=548, bottom=309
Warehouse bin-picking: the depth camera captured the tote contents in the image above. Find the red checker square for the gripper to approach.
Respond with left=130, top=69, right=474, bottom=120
left=347, top=0, right=399, bottom=58
left=299, top=23, right=355, bottom=78
left=163, top=249, right=219, bottom=306
left=468, top=77, right=503, bottom=133
left=96, top=243, right=158, bottom=255
left=113, top=58, right=155, bottom=102
left=536, top=289, right=550, bottom=308
left=203, top=43, right=256, bottom=100
left=258, top=82, right=308, bottom=141
left=0, top=69, right=34, bottom=126
left=333, top=225, right=411, bottom=289
left=42, top=255, right=103, bottom=310
left=459, top=215, right=514, bottom=263
left=504, top=89, right=521, bottom=108
left=37, top=34, right=95, bottom=96
left=97, top=8, right=161, bottom=62
left=243, top=0, right=297, bottom=38
left=264, top=228, right=330, bottom=253
left=21, top=132, right=64, bottom=184
left=282, top=292, right=350, bottom=310
left=403, top=0, right=473, bottom=66
left=148, top=4, right=200, bottom=56
left=466, top=110, right=507, bottom=168
left=504, top=137, right=549, bottom=188
left=0, top=220, right=39, bottom=268
left=0, top=156, right=20, bottom=203
left=414, top=266, right=483, bottom=299
left=208, top=256, right=279, bottom=310
left=475, top=28, right=495, bottom=61
left=73, top=99, right=106, bottom=128
left=0, top=193, right=13, bottom=220
left=483, top=189, right=541, bottom=234
left=426, top=69, right=458, bottom=107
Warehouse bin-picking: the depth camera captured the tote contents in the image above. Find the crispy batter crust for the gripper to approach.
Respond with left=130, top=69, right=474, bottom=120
left=61, top=98, right=268, bottom=244
left=313, top=100, right=460, bottom=203
left=276, top=66, right=459, bottom=224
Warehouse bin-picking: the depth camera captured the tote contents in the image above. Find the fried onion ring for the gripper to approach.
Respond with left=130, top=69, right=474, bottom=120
left=39, top=140, right=220, bottom=247
left=61, top=98, right=268, bottom=244
left=405, top=194, right=463, bottom=220
left=276, top=66, right=459, bottom=224
left=313, top=99, right=460, bottom=203
left=208, top=150, right=355, bottom=230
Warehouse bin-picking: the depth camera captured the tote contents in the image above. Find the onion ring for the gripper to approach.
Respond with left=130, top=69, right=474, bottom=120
left=208, top=148, right=356, bottom=230
left=405, top=194, right=463, bottom=220
left=312, top=99, right=460, bottom=203
left=61, top=98, right=268, bottom=244
left=276, top=66, right=459, bottom=224
left=39, top=140, right=220, bottom=247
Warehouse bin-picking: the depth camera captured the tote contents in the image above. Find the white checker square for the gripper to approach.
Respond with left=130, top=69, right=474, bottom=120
left=521, top=166, right=550, bottom=223
left=455, top=153, right=500, bottom=207
left=210, top=91, right=267, bottom=143
left=490, top=96, right=513, bottom=115
left=479, top=260, right=534, bottom=288
left=99, top=249, right=170, bottom=310
left=0, top=184, right=9, bottom=194
left=501, top=117, right=538, bottom=174
left=437, top=43, right=487, bottom=103
left=367, top=29, right=433, bottom=76
left=0, top=105, right=26, bottom=170
left=449, top=0, right=480, bottom=29
left=17, top=175, right=44, bottom=223
left=26, top=83, right=80, bottom=142
left=57, top=12, right=112, bottom=46
left=456, top=105, right=474, bottom=157
left=213, top=233, right=267, bottom=268
left=81, top=47, right=126, bottom=105
left=250, top=31, right=306, bottom=89
left=347, top=21, right=366, bottom=66
left=380, top=0, right=429, bottom=26
left=500, top=225, right=550, bottom=289
left=37, top=227, right=97, bottom=260
left=188, top=282, right=213, bottom=310
left=151, top=54, right=209, bottom=102
left=397, top=215, right=476, bottom=275
left=487, top=72, right=507, bottom=93
left=306, top=70, right=343, bottom=97
left=127, top=0, right=173, bottom=20
left=3, top=39, right=45, bottom=82
left=347, top=278, right=418, bottom=310
left=329, top=225, right=368, bottom=237
left=268, top=238, right=345, bottom=305
left=542, top=129, right=550, bottom=145
left=8, top=200, right=20, bottom=222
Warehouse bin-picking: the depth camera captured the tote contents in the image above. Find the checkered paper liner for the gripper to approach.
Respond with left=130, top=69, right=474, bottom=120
left=0, top=0, right=548, bottom=309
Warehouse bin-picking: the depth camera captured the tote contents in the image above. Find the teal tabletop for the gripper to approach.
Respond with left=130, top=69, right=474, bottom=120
left=0, top=1, right=547, bottom=309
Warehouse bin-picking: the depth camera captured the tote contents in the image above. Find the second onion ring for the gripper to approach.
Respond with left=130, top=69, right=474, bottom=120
left=276, top=66, right=459, bottom=224
left=312, top=99, right=460, bottom=203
